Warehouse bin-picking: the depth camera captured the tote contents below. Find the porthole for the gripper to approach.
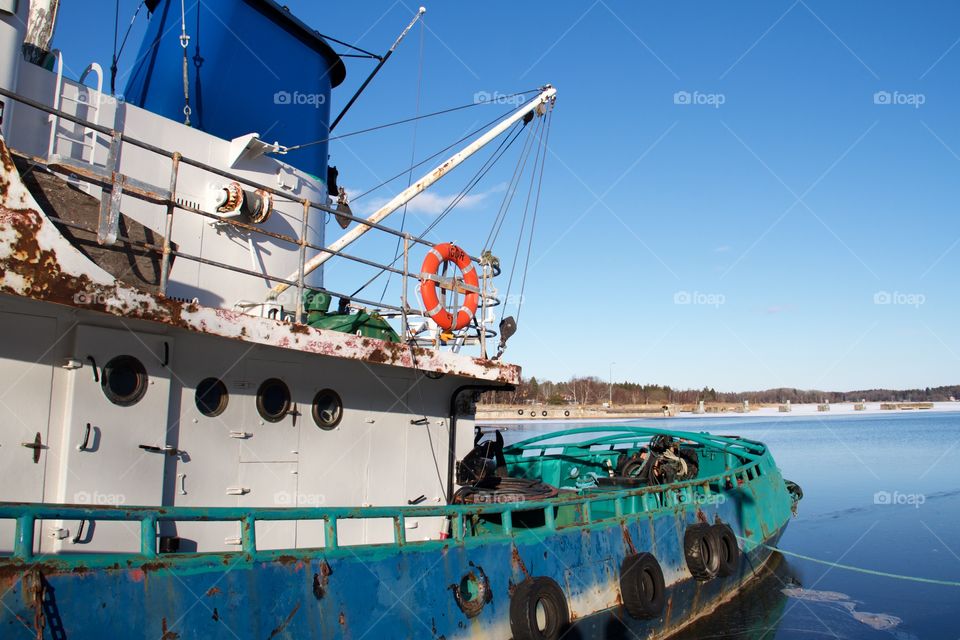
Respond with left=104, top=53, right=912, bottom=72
left=195, top=377, right=228, bottom=417
left=101, top=355, right=148, bottom=406
left=256, top=378, right=291, bottom=422
left=312, top=389, right=343, bottom=430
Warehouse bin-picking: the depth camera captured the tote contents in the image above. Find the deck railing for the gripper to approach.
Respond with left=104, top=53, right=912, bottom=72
left=0, top=85, right=500, bottom=353
left=0, top=447, right=772, bottom=565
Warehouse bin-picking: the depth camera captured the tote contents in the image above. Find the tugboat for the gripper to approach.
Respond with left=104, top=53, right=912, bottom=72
left=0, top=1, right=801, bottom=638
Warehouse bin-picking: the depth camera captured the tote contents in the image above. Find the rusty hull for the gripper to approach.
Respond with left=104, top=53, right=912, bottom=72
left=0, top=136, right=519, bottom=384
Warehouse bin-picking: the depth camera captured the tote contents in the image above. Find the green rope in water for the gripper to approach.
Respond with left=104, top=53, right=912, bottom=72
left=753, top=541, right=960, bottom=587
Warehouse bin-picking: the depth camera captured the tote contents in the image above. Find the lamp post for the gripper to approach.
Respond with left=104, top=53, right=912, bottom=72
left=608, top=362, right=615, bottom=407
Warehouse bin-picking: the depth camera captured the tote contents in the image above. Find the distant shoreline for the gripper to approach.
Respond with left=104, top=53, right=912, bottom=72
left=476, top=401, right=960, bottom=423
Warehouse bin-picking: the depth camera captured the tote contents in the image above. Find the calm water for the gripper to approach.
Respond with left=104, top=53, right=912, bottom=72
left=484, top=411, right=960, bottom=639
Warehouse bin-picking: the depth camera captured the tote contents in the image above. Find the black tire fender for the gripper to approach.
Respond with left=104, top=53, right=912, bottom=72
left=712, top=523, right=739, bottom=577
left=684, top=523, right=721, bottom=581
left=509, top=577, right=569, bottom=640
left=619, top=552, right=666, bottom=619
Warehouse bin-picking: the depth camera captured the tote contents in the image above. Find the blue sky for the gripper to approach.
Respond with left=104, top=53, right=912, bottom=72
left=53, top=1, right=960, bottom=391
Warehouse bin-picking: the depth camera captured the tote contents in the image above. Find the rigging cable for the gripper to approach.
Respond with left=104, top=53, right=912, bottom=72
left=515, top=108, right=553, bottom=324
left=349, top=105, right=519, bottom=203
left=110, top=0, right=145, bottom=94
left=284, top=91, right=539, bottom=153
left=499, top=114, right=546, bottom=322
left=483, top=115, right=542, bottom=252
left=380, top=16, right=425, bottom=303
left=348, top=122, right=525, bottom=299
left=178, top=0, right=192, bottom=126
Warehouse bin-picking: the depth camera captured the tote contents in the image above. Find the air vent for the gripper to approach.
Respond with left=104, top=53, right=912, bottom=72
left=175, top=196, right=200, bottom=211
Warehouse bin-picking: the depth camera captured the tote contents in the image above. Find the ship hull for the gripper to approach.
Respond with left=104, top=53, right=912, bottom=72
left=0, top=476, right=792, bottom=640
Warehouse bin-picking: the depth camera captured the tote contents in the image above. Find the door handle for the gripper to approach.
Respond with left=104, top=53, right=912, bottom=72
left=138, top=444, right=184, bottom=456
left=77, top=423, right=93, bottom=451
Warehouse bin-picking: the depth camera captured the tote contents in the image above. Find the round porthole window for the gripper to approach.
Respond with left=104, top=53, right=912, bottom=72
left=195, top=378, right=228, bottom=417
left=101, top=355, right=148, bottom=407
left=256, top=378, right=290, bottom=422
left=312, top=389, right=343, bottom=430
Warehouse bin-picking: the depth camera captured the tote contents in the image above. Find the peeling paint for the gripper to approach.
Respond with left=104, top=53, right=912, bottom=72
left=0, top=137, right=520, bottom=385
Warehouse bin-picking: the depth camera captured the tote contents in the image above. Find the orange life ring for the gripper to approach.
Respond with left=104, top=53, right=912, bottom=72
left=419, top=242, right=479, bottom=331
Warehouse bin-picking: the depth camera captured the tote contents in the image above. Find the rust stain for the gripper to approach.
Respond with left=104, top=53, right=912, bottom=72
left=620, top=522, right=637, bottom=556
left=338, top=611, right=346, bottom=626
left=205, top=586, right=221, bottom=597
left=312, top=560, right=332, bottom=600
left=129, top=568, right=145, bottom=583
left=510, top=546, right=530, bottom=579
left=267, top=602, right=300, bottom=639
left=160, top=617, right=180, bottom=640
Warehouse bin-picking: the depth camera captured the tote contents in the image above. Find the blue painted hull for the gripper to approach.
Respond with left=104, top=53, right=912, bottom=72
left=1, top=497, right=790, bottom=639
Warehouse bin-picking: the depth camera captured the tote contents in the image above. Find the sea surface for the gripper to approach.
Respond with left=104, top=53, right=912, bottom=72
left=483, top=411, right=960, bottom=639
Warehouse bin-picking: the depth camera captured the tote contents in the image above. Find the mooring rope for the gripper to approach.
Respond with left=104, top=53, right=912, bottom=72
left=752, top=541, right=960, bottom=587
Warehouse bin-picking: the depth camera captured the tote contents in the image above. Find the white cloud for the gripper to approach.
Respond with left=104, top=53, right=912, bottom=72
left=351, top=183, right=505, bottom=217
left=714, top=245, right=731, bottom=253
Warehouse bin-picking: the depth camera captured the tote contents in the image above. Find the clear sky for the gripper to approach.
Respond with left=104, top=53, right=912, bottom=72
left=53, top=1, right=960, bottom=392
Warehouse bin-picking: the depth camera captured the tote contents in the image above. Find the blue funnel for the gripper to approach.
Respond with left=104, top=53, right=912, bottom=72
left=125, top=0, right=345, bottom=179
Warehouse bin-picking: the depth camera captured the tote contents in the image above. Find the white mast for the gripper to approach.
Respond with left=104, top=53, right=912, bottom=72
left=269, top=85, right=557, bottom=299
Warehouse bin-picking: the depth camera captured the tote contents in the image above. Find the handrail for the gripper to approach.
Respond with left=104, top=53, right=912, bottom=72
left=0, top=85, right=485, bottom=264
left=0, top=84, right=503, bottom=342
left=506, top=426, right=766, bottom=459
left=0, top=446, right=775, bottom=563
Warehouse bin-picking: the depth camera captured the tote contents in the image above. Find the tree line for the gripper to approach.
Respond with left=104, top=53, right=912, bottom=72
left=481, top=377, right=960, bottom=405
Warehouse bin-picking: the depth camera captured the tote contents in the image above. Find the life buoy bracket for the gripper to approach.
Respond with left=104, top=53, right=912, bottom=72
left=419, top=242, right=480, bottom=331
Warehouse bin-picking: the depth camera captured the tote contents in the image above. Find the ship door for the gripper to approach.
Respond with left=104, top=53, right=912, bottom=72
left=51, top=325, right=173, bottom=553
left=0, top=312, right=57, bottom=553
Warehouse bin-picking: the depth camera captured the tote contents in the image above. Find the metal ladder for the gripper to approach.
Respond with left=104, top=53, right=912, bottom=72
left=47, top=50, right=105, bottom=168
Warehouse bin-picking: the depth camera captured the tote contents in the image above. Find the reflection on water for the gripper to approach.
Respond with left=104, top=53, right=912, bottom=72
left=672, top=554, right=796, bottom=640
left=482, top=411, right=960, bottom=639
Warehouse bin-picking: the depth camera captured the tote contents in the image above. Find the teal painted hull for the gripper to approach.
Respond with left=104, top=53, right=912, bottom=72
left=0, top=428, right=796, bottom=639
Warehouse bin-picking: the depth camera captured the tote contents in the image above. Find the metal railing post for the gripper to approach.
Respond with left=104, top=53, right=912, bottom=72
left=141, top=514, right=157, bottom=558
left=480, top=261, right=488, bottom=359
left=14, top=513, right=34, bottom=560
left=241, top=514, right=257, bottom=554
left=296, top=199, right=310, bottom=321
left=402, top=234, right=410, bottom=340
left=159, top=152, right=181, bottom=295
